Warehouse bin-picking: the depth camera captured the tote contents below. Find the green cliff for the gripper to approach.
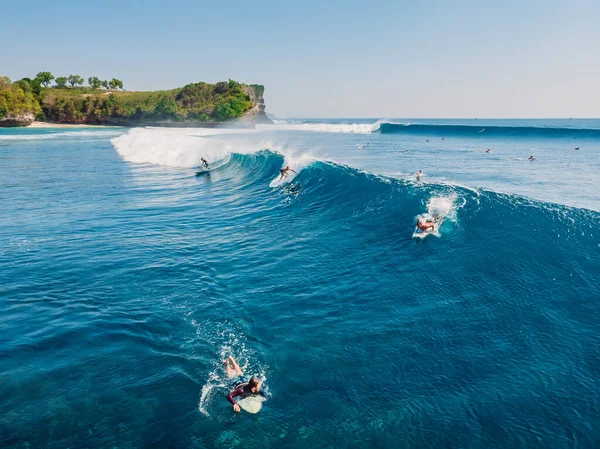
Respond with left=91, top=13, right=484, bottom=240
left=0, top=77, right=42, bottom=126
left=0, top=74, right=270, bottom=127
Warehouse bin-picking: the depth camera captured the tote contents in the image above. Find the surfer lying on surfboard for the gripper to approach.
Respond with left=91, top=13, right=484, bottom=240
left=417, top=214, right=442, bottom=232
left=225, top=356, right=267, bottom=412
left=278, top=166, right=297, bottom=181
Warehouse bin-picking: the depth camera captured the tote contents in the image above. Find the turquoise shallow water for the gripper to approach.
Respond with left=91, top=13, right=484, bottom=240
left=1, top=121, right=599, bottom=448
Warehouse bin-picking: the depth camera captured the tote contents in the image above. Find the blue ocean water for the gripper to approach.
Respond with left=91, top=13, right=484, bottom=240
left=1, top=120, right=599, bottom=448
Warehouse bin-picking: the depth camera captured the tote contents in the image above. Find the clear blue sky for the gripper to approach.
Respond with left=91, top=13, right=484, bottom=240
left=2, top=0, right=599, bottom=118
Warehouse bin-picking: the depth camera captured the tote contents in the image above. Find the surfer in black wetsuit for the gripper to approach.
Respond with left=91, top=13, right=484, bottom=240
left=224, top=356, right=266, bottom=412
left=528, top=155, right=535, bottom=161
left=279, top=166, right=297, bottom=181
left=200, top=158, right=210, bottom=170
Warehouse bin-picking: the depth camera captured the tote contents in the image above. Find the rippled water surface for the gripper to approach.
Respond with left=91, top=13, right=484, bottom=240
left=1, top=121, right=599, bottom=448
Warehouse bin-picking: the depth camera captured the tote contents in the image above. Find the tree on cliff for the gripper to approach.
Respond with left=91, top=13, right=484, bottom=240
left=88, top=77, right=101, bottom=89
left=18, top=78, right=42, bottom=97
left=35, top=72, right=55, bottom=88
left=68, top=75, right=84, bottom=88
left=0, top=77, right=42, bottom=121
left=101, top=80, right=110, bottom=90
left=55, top=77, right=68, bottom=89
left=109, top=79, right=124, bottom=91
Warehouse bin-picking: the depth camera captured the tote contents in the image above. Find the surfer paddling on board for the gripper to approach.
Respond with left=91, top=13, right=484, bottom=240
left=527, top=155, right=535, bottom=161
left=278, top=166, right=297, bottom=181
left=200, top=158, right=210, bottom=170
left=417, top=214, right=442, bottom=232
left=225, top=356, right=266, bottom=413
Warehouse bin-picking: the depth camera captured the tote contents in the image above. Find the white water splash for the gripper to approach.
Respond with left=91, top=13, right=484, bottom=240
left=413, top=193, right=460, bottom=239
left=258, top=122, right=376, bottom=134
left=197, top=326, right=269, bottom=417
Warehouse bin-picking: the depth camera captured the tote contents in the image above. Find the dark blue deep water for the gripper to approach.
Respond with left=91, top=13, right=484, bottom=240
left=1, top=121, right=599, bottom=448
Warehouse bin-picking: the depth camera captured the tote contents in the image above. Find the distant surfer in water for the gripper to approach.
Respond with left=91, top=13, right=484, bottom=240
left=200, top=158, right=210, bottom=170
left=528, top=155, right=535, bottom=161
left=485, top=149, right=492, bottom=153
left=414, top=170, right=424, bottom=182
left=279, top=166, right=297, bottom=181
left=225, top=356, right=266, bottom=413
left=572, top=147, right=580, bottom=151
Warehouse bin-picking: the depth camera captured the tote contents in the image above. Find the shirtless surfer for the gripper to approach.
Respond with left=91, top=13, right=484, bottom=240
left=279, top=166, right=297, bottom=181
left=414, top=170, right=424, bottom=182
left=224, top=356, right=267, bottom=413
left=416, top=214, right=441, bottom=232
left=527, top=155, right=535, bottom=161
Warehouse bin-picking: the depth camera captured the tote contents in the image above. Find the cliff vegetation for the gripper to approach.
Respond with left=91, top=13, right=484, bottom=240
left=1, top=71, right=266, bottom=127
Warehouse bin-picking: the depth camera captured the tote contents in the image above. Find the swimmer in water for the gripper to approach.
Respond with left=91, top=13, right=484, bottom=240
left=200, top=158, right=209, bottom=170
left=414, top=170, right=424, bottom=182
left=279, top=166, right=297, bottom=181
left=225, top=356, right=267, bottom=413
left=572, top=147, right=580, bottom=151
left=441, top=137, right=445, bottom=140
left=485, top=149, right=492, bottom=153
left=398, top=150, right=409, bottom=154
left=528, top=156, right=535, bottom=161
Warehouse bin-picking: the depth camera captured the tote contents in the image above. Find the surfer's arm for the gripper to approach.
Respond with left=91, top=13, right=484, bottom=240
left=227, top=388, right=243, bottom=405
left=290, top=169, right=297, bottom=174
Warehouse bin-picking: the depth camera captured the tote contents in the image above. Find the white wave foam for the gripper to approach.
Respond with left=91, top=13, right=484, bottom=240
left=413, top=194, right=460, bottom=238
left=111, top=126, right=316, bottom=176
left=0, top=134, right=59, bottom=141
left=111, top=127, right=263, bottom=167
left=258, top=122, right=376, bottom=134
left=0, top=129, right=124, bottom=141
left=426, top=193, right=459, bottom=220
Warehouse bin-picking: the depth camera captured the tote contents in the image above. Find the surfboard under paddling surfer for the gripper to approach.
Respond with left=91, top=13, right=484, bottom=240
left=225, top=356, right=267, bottom=413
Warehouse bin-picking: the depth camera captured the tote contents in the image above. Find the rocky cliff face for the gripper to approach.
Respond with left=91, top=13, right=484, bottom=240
left=0, top=112, right=35, bottom=127
left=241, top=85, right=273, bottom=124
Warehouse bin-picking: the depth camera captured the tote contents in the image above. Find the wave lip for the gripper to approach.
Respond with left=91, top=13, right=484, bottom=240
left=259, top=122, right=376, bottom=134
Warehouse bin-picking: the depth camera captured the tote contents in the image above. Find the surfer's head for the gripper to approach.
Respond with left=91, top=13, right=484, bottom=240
left=248, top=377, right=261, bottom=393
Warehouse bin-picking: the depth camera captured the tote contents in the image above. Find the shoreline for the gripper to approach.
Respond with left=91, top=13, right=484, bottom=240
left=29, top=121, right=120, bottom=129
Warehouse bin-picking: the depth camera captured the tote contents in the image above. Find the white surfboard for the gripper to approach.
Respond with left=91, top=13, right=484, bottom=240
left=236, top=395, right=265, bottom=414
